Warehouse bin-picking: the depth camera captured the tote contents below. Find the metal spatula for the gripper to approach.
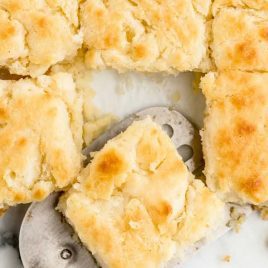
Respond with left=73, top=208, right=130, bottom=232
left=19, top=106, right=204, bottom=268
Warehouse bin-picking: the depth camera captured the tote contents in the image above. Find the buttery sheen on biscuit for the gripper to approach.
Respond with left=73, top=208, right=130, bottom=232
left=59, top=118, right=227, bottom=268
left=0, top=0, right=82, bottom=77
left=211, top=3, right=268, bottom=71
left=201, top=71, right=268, bottom=205
left=81, top=0, right=212, bottom=73
left=0, top=73, right=82, bottom=213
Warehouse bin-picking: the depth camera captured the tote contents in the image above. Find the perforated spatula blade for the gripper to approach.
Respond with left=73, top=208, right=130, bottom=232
left=19, top=107, right=202, bottom=268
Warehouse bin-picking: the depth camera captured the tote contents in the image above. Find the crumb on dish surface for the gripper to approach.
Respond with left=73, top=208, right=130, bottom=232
left=259, top=207, right=268, bottom=220
left=227, top=207, right=246, bottom=233
left=253, top=206, right=268, bottom=221
left=222, top=255, right=231, bottom=262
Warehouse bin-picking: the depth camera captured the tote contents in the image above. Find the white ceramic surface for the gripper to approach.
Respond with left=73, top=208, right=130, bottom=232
left=0, top=70, right=267, bottom=268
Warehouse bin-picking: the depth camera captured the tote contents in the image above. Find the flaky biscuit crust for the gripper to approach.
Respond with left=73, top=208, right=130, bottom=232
left=202, top=71, right=268, bottom=204
left=0, top=73, right=82, bottom=210
left=0, top=0, right=82, bottom=77
left=212, top=2, right=268, bottom=71
left=59, top=119, right=226, bottom=268
left=81, top=0, right=212, bottom=73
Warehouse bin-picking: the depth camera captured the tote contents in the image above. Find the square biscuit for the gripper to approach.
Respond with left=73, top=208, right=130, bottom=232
left=59, top=118, right=227, bottom=268
left=211, top=4, right=268, bottom=71
left=0, top=72, right=83, bottom=212
left=0, top=0, right=82, bottom=77
left=201, top=71, right=268, bottom=205
left=81, top=0, right=212, bottom=73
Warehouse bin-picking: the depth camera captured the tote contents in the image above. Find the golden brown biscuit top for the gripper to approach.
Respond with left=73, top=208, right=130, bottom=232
left=201, top=71, right=268, bottom=204
left=211, top=6, right=268, bottom=71
left=0, top=0, right=81, bottom=77
left=59, top=119, right=226, bottom=268
left=81, top=0, right=212, bottom=72
left=80, top=118, right=190, bottom=231
left=0, top=73, right=82, bottom=210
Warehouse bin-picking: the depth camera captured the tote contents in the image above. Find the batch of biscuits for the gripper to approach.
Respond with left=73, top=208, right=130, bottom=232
left=0, top=0, right=267, bottom=267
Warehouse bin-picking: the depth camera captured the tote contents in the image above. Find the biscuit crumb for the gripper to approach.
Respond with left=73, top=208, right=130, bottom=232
left=253, top=206, right=268, bottom=221
left=169, top=91, right=181, bottom=105
left=260, top=207, right=268, bottom=220
left=193, top=73, right=203, bottom=92
left=84, top=115, right=117, bottom=145
left=222, top=255, right=231, bottom=262
left=227, top=207, right=246, bottom=232
left=0, top=208, right=7, bottom=217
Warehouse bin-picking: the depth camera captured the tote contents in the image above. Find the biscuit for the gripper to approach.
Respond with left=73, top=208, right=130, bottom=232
left=213, top=0, right=268, bottom=12
left=0, top=72, right=83, bottom=212
left=81, top=0, right=212, bottom=73
left=201, top=71, right=268, bottom=205
left=211, top=4, right=268, bottom=71
left=59, top=118, right=227, bottom=268
left=0, top=0, right=82, bottom=77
